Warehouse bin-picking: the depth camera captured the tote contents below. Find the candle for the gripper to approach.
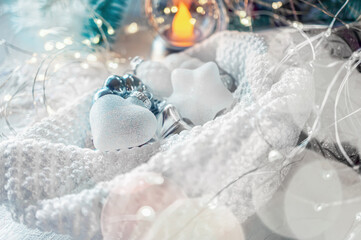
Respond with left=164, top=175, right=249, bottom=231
left=145, top=0, right=227, bottom=52
left=171, top=2, right=195, bottom=47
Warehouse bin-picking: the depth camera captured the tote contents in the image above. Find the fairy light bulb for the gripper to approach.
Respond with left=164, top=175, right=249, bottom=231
left=87, top=54, right=97, bottom=62
left=240, top=16, right=251, bottom=26
left=27, top=54, right=38, bottom=64
left=125, top=22, right=139, bottom=34
left=91, top=35, right=101, bottom=44
left=3, top=94, right=12, bottom=102
left=55, top=42, right=65, bottom=49
left=39, top=29, right=48, bottom=37
left=44, top=41, right=54, bottom=51
left=272, top=1, right=283, bottom=9
left=81, top=62, right=89, bottom=69
left=82, top=39, right=91, bottom=46
left=107, top=27, right=115, bottom=35
left=145, top=0, right=227, bottom=50
left=74, top=52, right=81, bottom=59
left=64, top=37, right=73, bottom=45
left=95, top=19, right=103, bottom=27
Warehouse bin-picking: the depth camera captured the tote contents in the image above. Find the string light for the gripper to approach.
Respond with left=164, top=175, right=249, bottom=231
left=87, top=54, right=97, bottom=62
left=356, top=212, right=361, bottom=221
left=137, top=206, right=155, bottom=219
left=156, top=17, right=165, bottom=24
left=240, top=16, right=252, bottom=26
left=81, top=62, right=89, bottom=69
left=189, top=18, right=197, bottom=25
left=27, top=57, right=37, bottom=64
left=54, top=63, right=61, bottom=71
left=125, top=22, right=139, bottom=34
left=27, top=54, right=37, bottom=64
left=39, top=29, right=48, bottom=37
left=37, top=74, right=45, bottom=81
left=107, top=27, right=115, bottom=35
left=198, top=0, right=208, bottom=5
left=196, top=6, right=205, bottom=15
left=95, top=19, right=103, bottom=27
left=107, top=61, right=118, bottom=69
left=272, top=1, right=283, bottom=9
left=164, top=7, right=171, bottom=14
left=74, top=52, right=81, bottom=59
left=55, top=42, right=65, bottom=50
left=46, top=105, right=55, bottom=115
left=91, top=35, right=100, bottom=44
left=171, top=6, right=178, bottom=13
left=3, top=95, right=12, bottom=102
left=239, top=11, right=247, bottom=18
left=82, top=39, right=91, bottom=46
left=63, top=37, right=73, bottom=45
left=44, top=42, right=54, bottom=51
left=292, top=21, right=303, bottom=29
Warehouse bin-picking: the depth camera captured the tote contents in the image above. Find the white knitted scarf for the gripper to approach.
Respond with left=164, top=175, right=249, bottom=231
left=0, top=31, right=314, bottom=239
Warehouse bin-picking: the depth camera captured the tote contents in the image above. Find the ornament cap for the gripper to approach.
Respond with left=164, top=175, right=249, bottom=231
left=157, top=104, right=193, bottom=139
left=127, top=91, right=152, bottom=109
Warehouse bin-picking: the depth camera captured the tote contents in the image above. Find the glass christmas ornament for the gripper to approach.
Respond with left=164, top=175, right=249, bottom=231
left=104, top=75, right=123, bottom=91
left=122, top=74, right=144, bottom=92
left=145, top=0, right=228, bottom=50
left=156, top=104, right=193, bottom=139
left=93, top=88, right=114, bottom=103
left=90, top=74, right=162, bottom=151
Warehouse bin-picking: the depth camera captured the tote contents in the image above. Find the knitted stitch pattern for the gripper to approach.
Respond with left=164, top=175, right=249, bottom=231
left=0, top=31, right=314, bottom=239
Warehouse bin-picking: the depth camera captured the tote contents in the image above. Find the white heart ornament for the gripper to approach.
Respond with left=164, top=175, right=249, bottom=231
left=90, top=94, right=157, bottom=151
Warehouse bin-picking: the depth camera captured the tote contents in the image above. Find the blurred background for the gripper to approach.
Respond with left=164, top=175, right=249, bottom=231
left=1, top=0, right=360, bottom=63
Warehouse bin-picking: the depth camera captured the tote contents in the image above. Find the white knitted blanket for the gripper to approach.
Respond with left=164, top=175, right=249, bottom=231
left=0, top=31, right=314, bottom=239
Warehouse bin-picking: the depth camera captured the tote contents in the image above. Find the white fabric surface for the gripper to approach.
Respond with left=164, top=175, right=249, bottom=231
left=0, top=206, right=71, bottom=240
left=0, top=30, right=314, bottom=239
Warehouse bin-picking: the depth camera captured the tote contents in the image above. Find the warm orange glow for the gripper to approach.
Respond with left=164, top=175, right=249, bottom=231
left=172, top=2, right=194, bottom=41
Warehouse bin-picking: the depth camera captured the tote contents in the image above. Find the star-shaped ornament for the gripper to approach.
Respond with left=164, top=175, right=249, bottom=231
left=167, top=62, right=234, bottom=125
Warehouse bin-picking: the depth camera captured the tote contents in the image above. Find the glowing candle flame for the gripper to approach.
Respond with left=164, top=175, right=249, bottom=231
left=172, top=2, right=194, bottom=41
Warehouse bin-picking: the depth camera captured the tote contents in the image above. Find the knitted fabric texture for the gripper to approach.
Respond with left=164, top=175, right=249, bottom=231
left=0, top=31, right=314, bottom=239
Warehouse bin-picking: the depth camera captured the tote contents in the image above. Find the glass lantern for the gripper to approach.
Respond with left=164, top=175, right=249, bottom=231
left=145, top=0, right=228, bottom=50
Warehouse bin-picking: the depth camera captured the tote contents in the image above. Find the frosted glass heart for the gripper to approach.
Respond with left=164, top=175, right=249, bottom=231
left=89, top=94, right=157, bottom=151
left=167, top=62, right=234, bottom=125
